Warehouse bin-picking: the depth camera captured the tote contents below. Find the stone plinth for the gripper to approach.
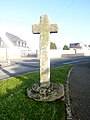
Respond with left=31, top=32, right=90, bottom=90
left=27, top=83, right=64, bottom=102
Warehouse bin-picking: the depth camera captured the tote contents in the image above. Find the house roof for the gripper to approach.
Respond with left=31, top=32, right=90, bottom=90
left=70, top=43, right=81, bottom=48
left=70, top=42, right=88, bottom=49
left=6, top=32, right=27, bottom=47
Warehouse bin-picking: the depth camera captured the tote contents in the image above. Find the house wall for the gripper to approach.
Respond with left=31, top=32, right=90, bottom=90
left=0, top=48, right=7, bottom=60
left=0, top=48, right=21, bottom=60
left=50, top=49, right=90, bottom=58
left=8, top=48, right=21, bottom=59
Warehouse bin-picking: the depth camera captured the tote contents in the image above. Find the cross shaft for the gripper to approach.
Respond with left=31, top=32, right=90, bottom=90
left=32, top=15, right=58, bottom=87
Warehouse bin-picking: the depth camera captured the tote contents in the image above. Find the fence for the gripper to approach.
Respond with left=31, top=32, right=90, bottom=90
left=0, top=48, right=90, bottom=60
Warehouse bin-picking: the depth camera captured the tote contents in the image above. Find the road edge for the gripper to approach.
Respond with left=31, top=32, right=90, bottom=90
left=65, top=67, right=73, bottom=120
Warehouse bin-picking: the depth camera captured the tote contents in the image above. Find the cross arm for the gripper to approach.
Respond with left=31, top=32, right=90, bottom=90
left=50, top=24, right=58, bottom=33
left=32, top=24, right=40, bottom=34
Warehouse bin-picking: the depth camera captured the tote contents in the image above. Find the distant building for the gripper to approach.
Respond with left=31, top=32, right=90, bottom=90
left=69, top=42, right=88, bottom=50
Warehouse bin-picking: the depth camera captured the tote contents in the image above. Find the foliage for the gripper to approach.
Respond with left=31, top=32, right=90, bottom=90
left=50, top=42, right=57, bottom=49
left=0, top=65, right=72, bottom=120
left=63, top=45, right=70, bottom=50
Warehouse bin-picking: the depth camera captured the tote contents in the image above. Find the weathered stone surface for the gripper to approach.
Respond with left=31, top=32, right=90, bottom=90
left=32, top=15, right=58, bottom=88
left=27, top=83, right=64, bottom=102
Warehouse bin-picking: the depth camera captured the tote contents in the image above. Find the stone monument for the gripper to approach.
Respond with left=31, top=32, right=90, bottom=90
left=27, top=15, right=64, bottom=101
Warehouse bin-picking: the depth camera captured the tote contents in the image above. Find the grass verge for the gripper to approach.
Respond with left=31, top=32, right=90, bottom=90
left=0, top=65, right=72, bottom=120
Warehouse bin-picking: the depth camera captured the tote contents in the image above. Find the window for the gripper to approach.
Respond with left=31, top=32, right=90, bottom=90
left=18, top=42, right=20, bottom=46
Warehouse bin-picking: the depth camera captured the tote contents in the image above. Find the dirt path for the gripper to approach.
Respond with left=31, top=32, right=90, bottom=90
left=69, top=61, right=90, bottom=120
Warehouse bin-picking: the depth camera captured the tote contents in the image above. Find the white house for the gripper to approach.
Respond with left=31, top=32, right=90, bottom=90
left=69, top=42, right=90, bottom=56
left=0, top=32, right=30, bottom=60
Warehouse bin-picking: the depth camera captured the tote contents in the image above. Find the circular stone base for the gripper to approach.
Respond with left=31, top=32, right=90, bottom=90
left=27, top=82, right=64, bottom=102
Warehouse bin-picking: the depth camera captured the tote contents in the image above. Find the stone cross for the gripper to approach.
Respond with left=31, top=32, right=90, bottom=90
left=32, top=15, right=58, bottom=88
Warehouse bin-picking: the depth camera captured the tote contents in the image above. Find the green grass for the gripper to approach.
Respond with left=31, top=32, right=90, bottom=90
left=0, top=65, right=72, bottom=120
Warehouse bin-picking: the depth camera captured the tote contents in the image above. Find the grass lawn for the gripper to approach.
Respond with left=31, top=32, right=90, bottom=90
left=0, top=65, right=72, bottom=120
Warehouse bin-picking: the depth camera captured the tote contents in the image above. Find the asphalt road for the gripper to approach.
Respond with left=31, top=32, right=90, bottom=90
left=0, top=56, right=90, bottom=80
left=69, top=61, right=90, bottom=120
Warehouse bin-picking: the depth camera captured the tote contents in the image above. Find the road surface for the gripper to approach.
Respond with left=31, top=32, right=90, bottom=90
left=0, top=56, right=90, bottom=80
left=69, top=61, right=90, bottom=120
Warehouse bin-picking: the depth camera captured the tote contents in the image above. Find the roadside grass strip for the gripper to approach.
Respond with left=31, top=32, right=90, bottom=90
left=0, top=65, right=72, bottom=120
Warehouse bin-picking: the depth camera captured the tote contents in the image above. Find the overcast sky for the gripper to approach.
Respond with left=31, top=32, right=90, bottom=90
left=0, top=0, right=90, bottom=50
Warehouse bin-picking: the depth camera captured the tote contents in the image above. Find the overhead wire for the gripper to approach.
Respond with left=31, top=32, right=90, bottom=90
left=59, top=0, right=76, bottom=17
left=0, top=18, right=31, bottom=25
left=0, top=0, right=76, bottom=25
